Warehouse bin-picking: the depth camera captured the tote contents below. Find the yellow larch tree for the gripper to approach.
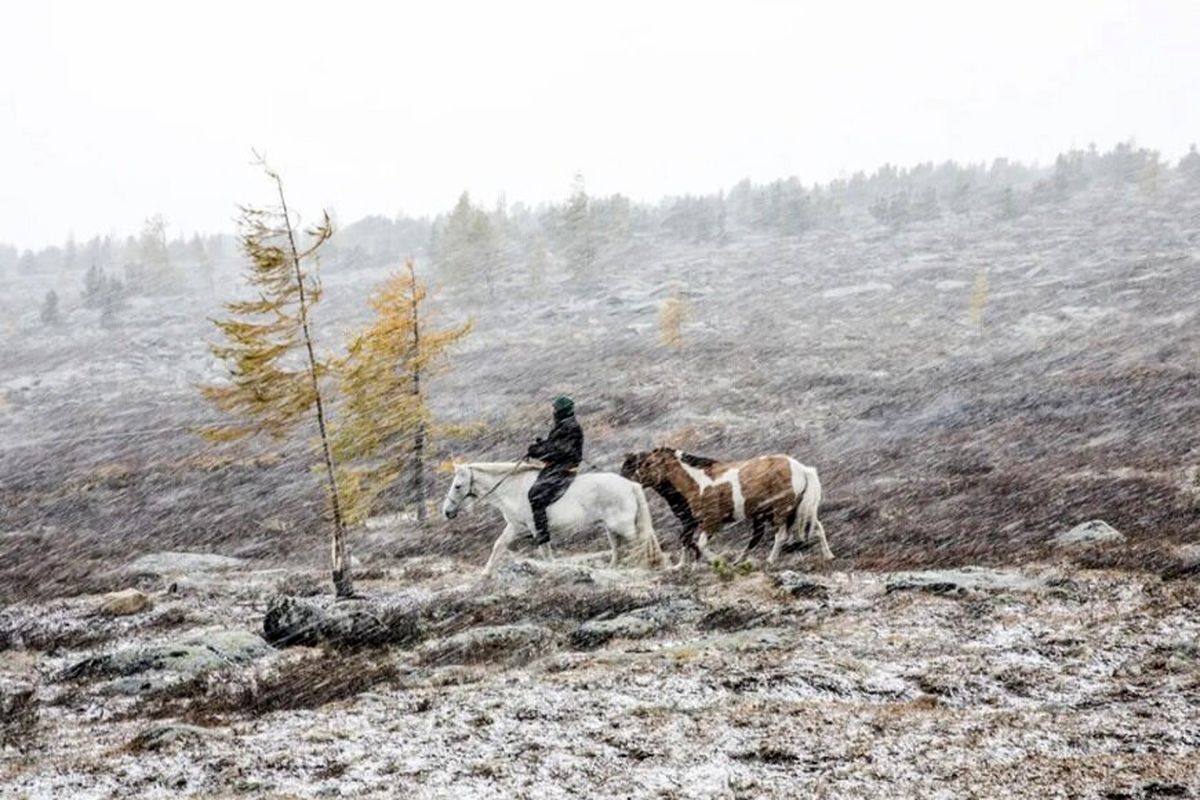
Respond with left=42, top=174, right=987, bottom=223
left=332, top=258, right=471, bottom=525
left=200, top=158, right=354, bottom=597
left=660, top=289, right=687, bottom=349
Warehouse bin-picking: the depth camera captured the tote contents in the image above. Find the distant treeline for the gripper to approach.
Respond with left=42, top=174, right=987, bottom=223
left=5, top=141, right=1200, bottom=294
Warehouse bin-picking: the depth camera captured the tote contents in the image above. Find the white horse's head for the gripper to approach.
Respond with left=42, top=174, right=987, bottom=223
left=441, top=464, right=474, bottom=519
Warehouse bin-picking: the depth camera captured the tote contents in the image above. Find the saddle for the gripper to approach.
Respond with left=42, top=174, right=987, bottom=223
left=532, top=464, right=578, bottom=508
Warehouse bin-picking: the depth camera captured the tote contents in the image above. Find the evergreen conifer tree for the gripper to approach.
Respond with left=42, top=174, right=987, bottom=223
left=40, top=290, right=59, bottom=326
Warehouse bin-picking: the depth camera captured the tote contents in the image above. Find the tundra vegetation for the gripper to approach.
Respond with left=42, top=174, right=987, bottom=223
left=1, top=142, right=1199, bottom=797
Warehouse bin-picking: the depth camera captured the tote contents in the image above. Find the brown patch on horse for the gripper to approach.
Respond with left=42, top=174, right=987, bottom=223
left=673, top=450, right=798, bottom=532
left=698, top=481, right=734, bottom=531
left=673, top=450, right=799, bottom=528
left=737, top=456, right=801, bottom=527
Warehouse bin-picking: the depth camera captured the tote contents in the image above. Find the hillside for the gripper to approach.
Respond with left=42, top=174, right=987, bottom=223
left=1, top=163, right=1198, bottom=593
left=2, top=157, right=1200, bottom=798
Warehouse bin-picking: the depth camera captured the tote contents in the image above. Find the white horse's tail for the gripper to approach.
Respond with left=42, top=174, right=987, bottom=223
left=789, top=463, right=833, bottom=560
left=633, top=484, right=667, bottom=569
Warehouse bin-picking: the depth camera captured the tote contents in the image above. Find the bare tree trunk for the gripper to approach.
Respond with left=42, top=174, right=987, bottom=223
left=406, top=257, right=427, bottom=522
left=274, top=173, right=353, bottom=598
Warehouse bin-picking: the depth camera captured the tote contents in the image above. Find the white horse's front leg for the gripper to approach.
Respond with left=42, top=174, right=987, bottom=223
left=483, top=523, right=518, bottom=576
left=538, top=542, right=555, bottom=561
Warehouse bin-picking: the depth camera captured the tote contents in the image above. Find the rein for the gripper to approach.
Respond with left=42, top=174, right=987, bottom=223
left=468, top=460, right=529, bottom=504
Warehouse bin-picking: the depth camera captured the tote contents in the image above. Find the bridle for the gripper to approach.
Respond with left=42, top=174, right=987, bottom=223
left=459, top=460, right=529, bottom=506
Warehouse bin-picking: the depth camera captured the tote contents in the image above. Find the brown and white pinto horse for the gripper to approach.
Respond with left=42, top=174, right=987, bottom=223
left=621, top=448, right=832, bottom=566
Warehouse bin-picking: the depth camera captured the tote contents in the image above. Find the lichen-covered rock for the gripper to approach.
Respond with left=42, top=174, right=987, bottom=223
left=128, top=723, right=227, bottom=752
left=885, top=567, right=1044, bottom=596
left=418, top=624, right=553, bottom=665
left=1052, top=520, right=1126, bottom=547
left=570, top=600, right=703, bottom=650
left=98, top=588, right=153, bottom=617
left=492, top=558, right=600, bottom=587
left=262, top=595, right=420, bottom=649
left=262, top=596, right=327, bottom=646
left=58, top=628, right=271, bottom=682
left=125, top=551, right=247, bottom=575
left=772, top=571, right=832, bottom=600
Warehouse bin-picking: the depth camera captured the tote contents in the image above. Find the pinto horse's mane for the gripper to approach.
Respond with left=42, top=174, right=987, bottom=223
left=653, top=447, right=719, bottom=469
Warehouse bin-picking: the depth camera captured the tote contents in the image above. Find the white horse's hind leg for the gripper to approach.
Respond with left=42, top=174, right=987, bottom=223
left=538, top=542, right=555, bottom=561
left=483, top=523, right=518, bottom=576
left=603, top=527, right=620, bottom=567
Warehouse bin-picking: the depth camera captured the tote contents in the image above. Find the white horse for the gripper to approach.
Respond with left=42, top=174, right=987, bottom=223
left=441, top=462, right=666, bottom=576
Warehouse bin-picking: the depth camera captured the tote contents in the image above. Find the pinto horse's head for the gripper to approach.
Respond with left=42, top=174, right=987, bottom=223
left=621, top=449, right=675, bottom=486
left=441, top=465, right=473, bottom=519
left=619, top=452, right=643, bottom=482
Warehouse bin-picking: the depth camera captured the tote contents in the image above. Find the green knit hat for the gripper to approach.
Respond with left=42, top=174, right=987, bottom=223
left=553, top=395, right=575, bottom=415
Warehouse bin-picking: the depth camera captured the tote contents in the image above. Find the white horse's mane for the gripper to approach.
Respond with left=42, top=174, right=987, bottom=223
left=461, top=461, right=542, bottom=475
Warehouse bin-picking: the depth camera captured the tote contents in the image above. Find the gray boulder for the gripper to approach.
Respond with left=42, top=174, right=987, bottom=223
left=126, top=551, right=247, bottom=575
left=59, top=628, right=271, bottom=681
left=1052, top=520, right=1126, bottom=547
left=262, top=596, right=328, bottom=646
left=98, top=588, right=154, bottom=617
left=418, top=624, right=553, bottom=665
left=129, top=723, right=227, bottom=752
left=772, top=571, right=832, bottom=600
left=492, top=558, right=599, bottom=587
left=262, top=595, right=420, bottom=648
left=886, top=567, right=1044, bottom=596
left=570, top=600, right=703, bottom=650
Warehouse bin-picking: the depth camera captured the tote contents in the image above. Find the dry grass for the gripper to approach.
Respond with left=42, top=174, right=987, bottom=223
left=419, top=582, right=669, bottom=639
left=0, top=682, right=38, bottom=751
left=137, top=652, right=400, bottom=720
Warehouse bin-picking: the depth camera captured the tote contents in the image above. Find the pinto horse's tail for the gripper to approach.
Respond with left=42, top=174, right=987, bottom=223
left=633, top=484, right=667, bottom=569
left=788, top=461, right=833, bottom=561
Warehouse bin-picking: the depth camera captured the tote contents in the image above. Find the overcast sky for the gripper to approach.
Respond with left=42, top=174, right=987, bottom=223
left=2, top=0, right=1198, bottom=249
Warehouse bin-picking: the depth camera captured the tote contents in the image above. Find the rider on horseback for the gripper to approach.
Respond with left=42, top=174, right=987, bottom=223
left=526, top=395, right=583, bottom=545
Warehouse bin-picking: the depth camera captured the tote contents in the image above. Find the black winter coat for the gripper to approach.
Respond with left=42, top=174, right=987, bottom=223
left=527, top=412, right=583, bottom=468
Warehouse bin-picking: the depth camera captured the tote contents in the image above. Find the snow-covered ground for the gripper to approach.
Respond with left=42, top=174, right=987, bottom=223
left=3, top=555, right=1198, bottom=798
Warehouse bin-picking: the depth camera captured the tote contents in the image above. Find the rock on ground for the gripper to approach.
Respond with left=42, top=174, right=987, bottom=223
left=772, top=571, right=832, bottom=600
left=418, top=624, right=554, bottom=666
left=128, top=723, right=228, bottom=752
left=262, top=595, right=421, bottom=648
left=59, top=628, right=272, bottom=682
left=1053, top=520, right=1126, bottom=546
left=125, top=551, right=247, bottom=575
left=570, top=600, right=704, bottom=649
left=98, top=588, right=154, bottom=617
left=885, top=567, right=1045, bottom=595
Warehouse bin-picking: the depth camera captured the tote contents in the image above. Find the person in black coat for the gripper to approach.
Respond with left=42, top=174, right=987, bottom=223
left=526, top=395, right=583, bottom=545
